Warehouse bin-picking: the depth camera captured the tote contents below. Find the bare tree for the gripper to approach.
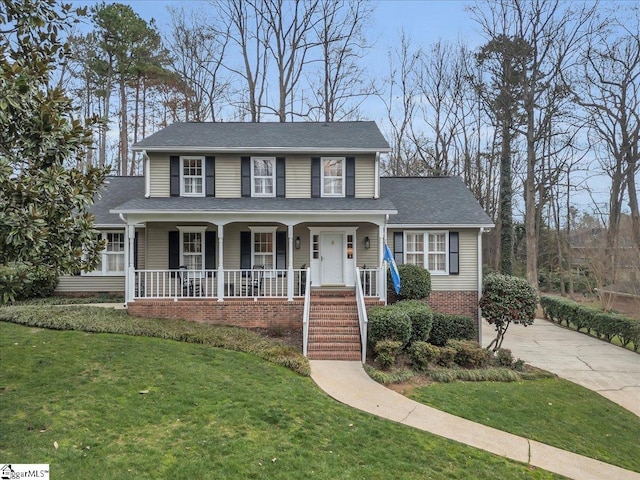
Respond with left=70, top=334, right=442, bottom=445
left=165, top=6, right=231, bottom=122
left=573, top=11, right=640, bottom=265
left=309, top=0, right=374, bottom=122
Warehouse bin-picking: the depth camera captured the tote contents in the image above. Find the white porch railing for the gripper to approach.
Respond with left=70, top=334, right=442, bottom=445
left=133, top=269, right=306, bottom=299
left=302, top=267, right=311, bottom=357
left=354, top=266, right=369, bottom=363
left=359, top=267, right=379, bottom=297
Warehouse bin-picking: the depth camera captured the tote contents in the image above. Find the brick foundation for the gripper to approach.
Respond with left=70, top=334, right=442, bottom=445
left=128, top=298, right=304, bottom=330
left=427, top=290, right=479, bottom=319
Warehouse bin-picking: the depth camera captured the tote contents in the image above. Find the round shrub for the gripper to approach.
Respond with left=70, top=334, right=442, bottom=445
left=393, top=300, right=433, bottom=343
left=368, top=306, right=412, bottom=348
left=495, top=348, right=514, bottom=368
left=408, top=341, right=440, bottom=370
left=435, top=346, right=456, bottom=367
left=479, top=273, right=538, bottom=326
left=446, top=339, right=491, bottom=368
left=428, top=313, right=476, bottom=346
left=389, top=264, right=431, bottom=300
left=374, top=340, right=403, bottom=370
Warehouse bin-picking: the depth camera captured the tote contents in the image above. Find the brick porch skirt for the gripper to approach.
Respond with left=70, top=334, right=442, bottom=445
left=128, top=299, right=305, bottom=330
left=427, top=290, right=479, bottom=320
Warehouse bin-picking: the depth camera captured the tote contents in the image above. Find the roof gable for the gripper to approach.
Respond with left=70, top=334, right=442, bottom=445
left=133, top=121, right=390, bottom=153
left=90, top=176, right=144, bottom=226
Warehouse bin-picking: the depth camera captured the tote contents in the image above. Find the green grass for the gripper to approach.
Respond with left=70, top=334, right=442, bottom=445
left=0, top=322, right=563, bottom=479
left=408, top=380, right=640, bottom=472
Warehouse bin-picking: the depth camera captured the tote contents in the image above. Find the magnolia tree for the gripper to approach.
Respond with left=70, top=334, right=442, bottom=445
left=479, top=273, right=538, bottom=352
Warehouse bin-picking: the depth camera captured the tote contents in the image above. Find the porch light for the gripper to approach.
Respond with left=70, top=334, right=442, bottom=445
left=295, top=236, right=301, bottom=249
left=364, top=236, right=371, bottom=249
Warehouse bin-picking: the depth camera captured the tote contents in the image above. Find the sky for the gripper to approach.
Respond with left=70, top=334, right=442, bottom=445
left=70, top=0, right=624, bottom=214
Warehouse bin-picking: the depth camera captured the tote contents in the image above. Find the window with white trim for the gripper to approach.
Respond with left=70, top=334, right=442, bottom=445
left=178, top=226, right=206, bottom=271
left=85, top=231, right=125, bottom=275
left=404, top=231, right=448, bottom=274
left=321, top=157, right=345, bottom=197
left=181, top=156, right=204, bottom=196
left=251, top=157, right=275, bottom=197
left=249, top=226, right=277, bottom=270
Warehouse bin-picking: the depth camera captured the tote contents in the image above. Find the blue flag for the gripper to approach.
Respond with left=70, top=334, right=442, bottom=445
left=384, top=244, right=401, bottom=294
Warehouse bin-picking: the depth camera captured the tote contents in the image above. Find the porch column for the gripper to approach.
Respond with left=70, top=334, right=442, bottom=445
left=217, top=224, right=224, bottom=302
left=127, top=224, right=135, bottom=304
left=287, top=224, right=294, bottom=301
left=379, top=222, right=386, bottom=303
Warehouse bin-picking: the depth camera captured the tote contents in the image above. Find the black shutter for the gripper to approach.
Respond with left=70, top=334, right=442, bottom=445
left=205, top=156, right=215, bottom=197
left=241, top=156, right=251, bottom=197
left=276, top=157, right=286, bottom=197
left=170, top=156, right=180, bottom=196
left=168, top=231, right=180, bottom=276
left=205, top=231, right=216, bottom=271
left=346, top=156, right=355, bottom=197
left=240, top=231, right=252, bottom=269
left=311, top=157, right=320, bottom=197
left=449, top=232, right=459, bottom=275
left=276, top=231, right=286, bottom=272
left=393, top=231, right=404, bottom=265
left=134, top=231, right=139, bottom=269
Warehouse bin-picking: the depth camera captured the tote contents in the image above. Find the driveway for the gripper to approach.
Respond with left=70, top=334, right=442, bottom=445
left=481, top=318, right=640, bottom=416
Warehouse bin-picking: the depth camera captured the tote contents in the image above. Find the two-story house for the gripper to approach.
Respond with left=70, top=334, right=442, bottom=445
left=55, top=121, right=493, bottom=360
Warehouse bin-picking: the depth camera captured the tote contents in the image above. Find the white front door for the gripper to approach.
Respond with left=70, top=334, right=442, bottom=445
left=321, top=233, right=344, bottom=285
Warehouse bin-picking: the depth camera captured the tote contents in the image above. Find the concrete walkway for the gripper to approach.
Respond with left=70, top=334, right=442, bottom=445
left=481, top=318, right=640, bottom=416
left=310, top=360, right=640, bottom=480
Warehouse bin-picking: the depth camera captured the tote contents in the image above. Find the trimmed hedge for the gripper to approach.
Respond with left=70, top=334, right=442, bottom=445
left=393, top=300, right=433, bottom=343
left=540, top=296, right=639, bottom=351
left=408, top=341, right=440, bottom=370
left=428, top=313, right=476, bottom=346
left=391, top=264, right=432, bottom=300
left=367, top=306, right=412, bottom=347
left=446, top=339, right=492, bottom=368
left=374, top=340, right=403, bottom=369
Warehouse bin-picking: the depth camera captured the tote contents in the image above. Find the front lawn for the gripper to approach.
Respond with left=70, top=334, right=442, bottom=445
left=407, top=379, right=640, bottom=473
left=0, top=321, right=562, bottom=479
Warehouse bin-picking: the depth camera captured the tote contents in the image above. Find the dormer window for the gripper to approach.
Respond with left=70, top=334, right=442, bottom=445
left=252, top=157, right=275, bottom=197
left=181, top=156, right=204, bottom=196
left=321, top=157, right=345, bottom=197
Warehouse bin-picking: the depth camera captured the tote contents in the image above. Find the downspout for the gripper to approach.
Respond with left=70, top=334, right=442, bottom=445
left=477, top=227, right=485, bottom=343
left=143, top=150, right=150, bottom=198
left=374, top=152, right=380, bottom=199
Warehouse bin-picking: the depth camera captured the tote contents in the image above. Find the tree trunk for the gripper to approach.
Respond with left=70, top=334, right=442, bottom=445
left=119, top=78, right=128, bottom=176
left=499, top=121, right=513, bottom=275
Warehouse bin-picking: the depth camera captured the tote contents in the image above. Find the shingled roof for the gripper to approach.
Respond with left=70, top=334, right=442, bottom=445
left=380, top=176, right=494, bottom=227
left=133, top=121, right=390, bottom=153
left=89, top=176, right=144, bottom=226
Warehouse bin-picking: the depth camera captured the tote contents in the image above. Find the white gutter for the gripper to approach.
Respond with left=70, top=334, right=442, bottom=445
left=389, top=223, right=495, bottom=229
left=131, top=146, right=392, bottom=154
left=477, top=227, right=485, bottom=342
left=143, top=150, right=150, bottom=198
left=110, top=208, right=398, bottom=216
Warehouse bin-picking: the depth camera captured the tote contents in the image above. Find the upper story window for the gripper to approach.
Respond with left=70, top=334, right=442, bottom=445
left=321, top=157, right=345, bottom=197
left=252, top=157, right=275, bottom=197
left=181, top=156, right=204, bottom=196
left=405, top=231, right=448, bottom=274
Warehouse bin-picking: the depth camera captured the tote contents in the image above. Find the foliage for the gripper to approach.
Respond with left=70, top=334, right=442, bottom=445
left=479, top=273, right=538, bottom=352
left=0, top=0, right=110, bottom=304
left=446, top=340, right=492, bottom=368
left=435, top=346, right=456, bottom=367
left=428, top=313, right=476, bottom=346
left=363, top=365, right=416, bottom=385
left=0, top=305, right=309, bottom=375
left=392, top=264, right=432, bottom=300
left=408, top=341, right=441, bottom=371
left=427, top=367, right=521, bottom=383
left=393, top=300, right=433, bottom=343
left=495, top=348, right=514, bottom=368
left=367, top=306, right=412, bottom=347
left=374, top=340, right=403, bottom=370
left=0, top=264, right=58, bottom=303
left=409, top=378, right=640, bottom=472
left=540, top=296, right=639, bottom=351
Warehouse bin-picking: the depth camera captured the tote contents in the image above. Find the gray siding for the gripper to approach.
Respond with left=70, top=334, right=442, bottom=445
left=387, top=228, right=479, bottom=291
left=355, top=154, right=375, bottom=198
left=55, top=276, right=125, bottom=294
left=286, top=156, right=311, bottom=198
left=216, top=155, right=241, bottom=198
left=149, top=153, right=170, bottom=197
